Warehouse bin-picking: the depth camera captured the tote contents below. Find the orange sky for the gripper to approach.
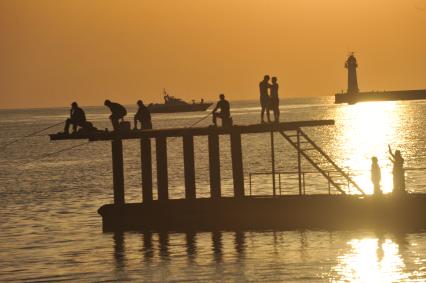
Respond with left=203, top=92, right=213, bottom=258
left=0, top=0, right=425, bottom=109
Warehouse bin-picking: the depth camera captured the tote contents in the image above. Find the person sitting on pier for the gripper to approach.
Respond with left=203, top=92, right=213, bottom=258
left=134, top=100, right=152, bottom=130
left=270, top=77, right=280, bottom=123
left=104, top=100, right=127, bottom=131
left=64, top=102, right=86, bottom=134
left=389, top=145, right=406, bottom=195
left=259, top=75, right=271, bottom=123
left=212, top=94, right=231, bottom=127
left=371, top=156, right=382, bottom=195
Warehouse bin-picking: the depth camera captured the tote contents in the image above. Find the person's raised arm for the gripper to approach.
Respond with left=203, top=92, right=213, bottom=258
left=388, top=145, right=395, bottom=158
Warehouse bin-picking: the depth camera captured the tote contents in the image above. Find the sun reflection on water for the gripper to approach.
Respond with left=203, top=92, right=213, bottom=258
left=331, top=237, right=415, bottom=282
left=336, top=102, right=401, bottom=194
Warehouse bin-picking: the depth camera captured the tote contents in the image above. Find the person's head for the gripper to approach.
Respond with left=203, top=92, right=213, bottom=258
left=395, top=150, right=402, bottom=158
left=263, top=75, right=270, bottom=81
left=71, top=102, right=78, bottom=109
left=137, top=100, right=143, bottom=106
left=104, top=99, right=111, bottom=106
left=272, top=77, right=277, bottom=83
left=372, top=156, right=378, bottom=163
left=219, top=94, right=225, bottom=100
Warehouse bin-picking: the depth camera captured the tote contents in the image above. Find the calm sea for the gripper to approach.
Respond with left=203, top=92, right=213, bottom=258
left=1, top=97, right=426, bottom=282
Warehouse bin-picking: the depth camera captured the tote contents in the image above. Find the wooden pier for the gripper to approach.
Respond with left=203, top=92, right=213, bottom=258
left=50, top=120, right=426, bottom=232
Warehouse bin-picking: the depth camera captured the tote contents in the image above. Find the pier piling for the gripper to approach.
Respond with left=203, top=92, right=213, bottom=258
left=140, top=137, right=153, bottom=203
left=183, top=135, right=196, bottom=199
left=230, top=131, right=244, bottom=198
left=111, top=138, right=125, bottom=204
left=156, top=137, right=169, bottom=200
left=208, top=133, right=221, bottom=198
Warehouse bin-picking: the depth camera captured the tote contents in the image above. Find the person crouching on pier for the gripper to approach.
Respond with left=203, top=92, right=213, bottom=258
left=134, top=100, right=152, bottom=130
left=270, top=77, right=280, bottom=123
left=64, top=102, right=86, bottom=134
left=371, top=156, right=382, bottom=195
left=104, top=100, right=127, bottom=131
left=212, top=94, right=231, bottom=127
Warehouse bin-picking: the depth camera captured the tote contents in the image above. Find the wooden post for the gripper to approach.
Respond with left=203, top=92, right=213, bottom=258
left=183, top=135, right=196, bottom=199
left=156, top=137, right=169, bottom=200
left=297, top=129, right=302, bottom=195
left=111, top=138, right=125, bottom=204
left=208, top=133, right=221, bottom=198
left=271, top=131, right=276, bottom=196
left=230, top=131, right=244, bottom=198
left=140, top=137, right=153, bottom=203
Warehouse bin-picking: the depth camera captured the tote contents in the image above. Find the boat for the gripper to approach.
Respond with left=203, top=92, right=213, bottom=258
left=334, top=54, right=426, bottom=104
left=147, top=89, right=213, bottom=113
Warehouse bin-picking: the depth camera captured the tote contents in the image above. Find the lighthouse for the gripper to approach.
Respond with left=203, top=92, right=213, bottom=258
left=345, top=53, right=359, bottom=94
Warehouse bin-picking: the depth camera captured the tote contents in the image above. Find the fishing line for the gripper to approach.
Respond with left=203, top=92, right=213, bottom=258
left=14, top=141, right=91, bottom=175
left=0, top=121, right=64, bottom=151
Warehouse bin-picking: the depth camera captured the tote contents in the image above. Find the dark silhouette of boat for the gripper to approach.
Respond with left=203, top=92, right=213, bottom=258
left=335, top=54, right=426, bottom=104
left=148, top=89, right=212, bottom=113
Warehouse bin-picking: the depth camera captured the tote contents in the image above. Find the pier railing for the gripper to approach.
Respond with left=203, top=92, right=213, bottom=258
left=249, top=170, right=353, bottom=196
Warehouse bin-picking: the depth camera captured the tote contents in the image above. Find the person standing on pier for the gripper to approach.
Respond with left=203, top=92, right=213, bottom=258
left=270, top=77, right=280, bottom=123
left=371, top=156, right=382, bottom=195
left=104, top=100, right=127, bottom=131
left=388, top=145, right=406, bottom=195
left=134, top=100, right=152, bottom=130
left=259, top=75, right=271, bottom=123
left=212, top=94, right=231, bottom=127
left=64, top=102, right=86, bottom=134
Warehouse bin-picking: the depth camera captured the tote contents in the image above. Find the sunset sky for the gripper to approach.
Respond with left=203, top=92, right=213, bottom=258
left=0, top=0, right=425, bottom=109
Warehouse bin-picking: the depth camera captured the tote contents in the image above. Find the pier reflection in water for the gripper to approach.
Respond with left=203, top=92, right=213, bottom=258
left=111, top=230, right=426, bottom=282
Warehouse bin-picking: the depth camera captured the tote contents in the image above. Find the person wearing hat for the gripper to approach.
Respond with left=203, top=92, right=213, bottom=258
left=134, top=100, right=152, bottom=130
left=64, top=102, right=86, bottom=134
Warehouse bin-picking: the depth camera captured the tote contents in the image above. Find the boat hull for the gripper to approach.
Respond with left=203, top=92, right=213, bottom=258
left=335, top=89, right=426, bottom=104
left=148, top=103, right=212, bottom=113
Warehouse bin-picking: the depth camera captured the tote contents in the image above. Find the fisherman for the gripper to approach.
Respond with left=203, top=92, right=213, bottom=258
left=212, top=94, right=231, bottom=127
left=270, top=76, right=280, bottom=123
left=104, top=100, right=127, bottom=131
left=64, top=102, right=86, bottom=134
left=259, top=75, right=271, bottom=123
left=134, top=100, right=152, bottom=130
left=371, top=156, right=382, bottom=195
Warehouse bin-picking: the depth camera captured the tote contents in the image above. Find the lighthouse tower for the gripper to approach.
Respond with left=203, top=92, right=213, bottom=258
left=345, top=53, right=359, bottom=94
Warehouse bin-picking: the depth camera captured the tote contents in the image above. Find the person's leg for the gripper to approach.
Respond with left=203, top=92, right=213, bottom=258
left=110, top=115, right=120, bottom=130
left=266, top=103, right=271, bottom=122
left=64, top=119, right=71, bottom=134
left=261, top=106, right=265, bottom=123
left=213, top=112, right=218, bottom=125
left=134, top=115, right=138, bottom=129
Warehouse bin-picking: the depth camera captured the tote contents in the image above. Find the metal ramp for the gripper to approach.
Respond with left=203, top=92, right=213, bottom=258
left=279, top=128, right=365, bottom=195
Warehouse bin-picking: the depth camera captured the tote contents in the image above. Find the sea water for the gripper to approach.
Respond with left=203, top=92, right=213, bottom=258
left=1, top=97, right=426, bottom=282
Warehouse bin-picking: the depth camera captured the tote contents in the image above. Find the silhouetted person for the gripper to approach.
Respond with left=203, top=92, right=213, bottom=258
left=270, top=77, right=280, bottom=122
left=134, top=100, right=152, bottom=130
left=259, top=75, right=271, bottom=123
left=212, top=94, right=231, bottom=127
left=64, top=102, right=86, bottom=134
left=389, top=145, right=406, bottom=195
left=371, top=156, right=382, bottom=195
left=104, top=99, right=127, bottom=131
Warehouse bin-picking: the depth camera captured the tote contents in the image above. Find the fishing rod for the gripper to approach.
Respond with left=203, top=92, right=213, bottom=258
left=0, top=121, right=64, bottom=151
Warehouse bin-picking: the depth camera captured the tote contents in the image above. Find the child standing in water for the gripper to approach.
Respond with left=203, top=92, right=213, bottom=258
left=371, top=156, right=382, bottom=195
